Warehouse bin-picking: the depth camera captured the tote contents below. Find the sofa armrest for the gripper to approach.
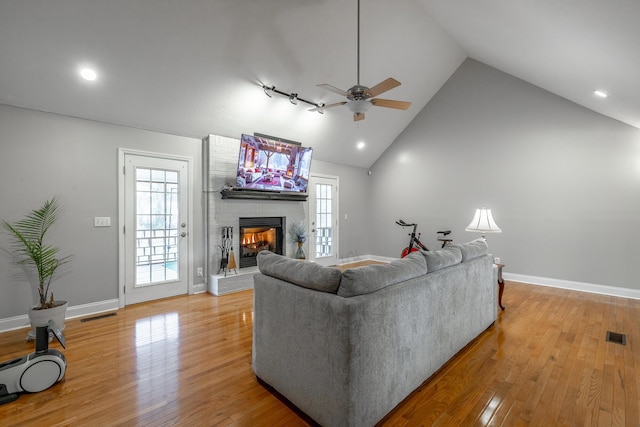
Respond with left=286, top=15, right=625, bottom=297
left=252, top=274, right=353, bottom=425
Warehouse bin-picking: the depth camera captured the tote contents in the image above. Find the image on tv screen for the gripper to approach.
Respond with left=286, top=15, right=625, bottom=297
left=235, top=134, right=313, bottom=193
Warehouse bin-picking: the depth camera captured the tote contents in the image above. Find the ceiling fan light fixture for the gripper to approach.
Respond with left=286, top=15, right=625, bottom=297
left=346, top=100, right=372, bottom=115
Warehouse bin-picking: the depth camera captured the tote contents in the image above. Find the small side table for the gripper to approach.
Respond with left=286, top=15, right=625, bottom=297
left=495, top=263, right=505, bottom=310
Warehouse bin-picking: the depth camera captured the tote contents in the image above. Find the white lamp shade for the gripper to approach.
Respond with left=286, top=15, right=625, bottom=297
left=465, top=208, right=502, bottom=234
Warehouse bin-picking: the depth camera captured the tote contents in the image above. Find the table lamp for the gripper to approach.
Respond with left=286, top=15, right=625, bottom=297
left=465, top=207, right=502, bottom=239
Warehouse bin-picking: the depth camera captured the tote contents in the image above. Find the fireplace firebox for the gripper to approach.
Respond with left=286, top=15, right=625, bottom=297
left=238, top=217, right=284, bottom=268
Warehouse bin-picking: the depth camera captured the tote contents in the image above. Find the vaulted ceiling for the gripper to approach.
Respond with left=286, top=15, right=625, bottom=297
left=1, top=0, right=638, bottom=168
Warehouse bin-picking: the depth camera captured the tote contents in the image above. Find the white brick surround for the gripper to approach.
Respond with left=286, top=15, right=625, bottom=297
left=203, top=134, right=308, bottom=286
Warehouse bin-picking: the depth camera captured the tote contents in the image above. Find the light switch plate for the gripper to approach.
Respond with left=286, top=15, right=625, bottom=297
left=94, top=217, right=111, bottom=227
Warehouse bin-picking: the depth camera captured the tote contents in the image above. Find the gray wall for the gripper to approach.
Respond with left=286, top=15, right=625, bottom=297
left=0, top=104, right=371, bottom=322
left=0, top=104, right=204, bottom=319
left=370, top=59, right=640, bottom=290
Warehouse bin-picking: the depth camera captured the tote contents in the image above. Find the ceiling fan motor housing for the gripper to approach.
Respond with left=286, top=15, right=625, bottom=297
left=347, top=85, right=370, bottom=101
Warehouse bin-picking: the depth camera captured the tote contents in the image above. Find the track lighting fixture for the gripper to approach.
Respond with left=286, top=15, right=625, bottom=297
left=261, top=84, right=324, bottom=113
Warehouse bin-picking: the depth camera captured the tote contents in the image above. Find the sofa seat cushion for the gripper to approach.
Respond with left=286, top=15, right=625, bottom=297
left=337, top=251, right=427, bottom=297
left=451, top=238, right=489, bottom=262
left=257, top=251, right=342, bottom=293
left=421, top=246, right=462, bottom=272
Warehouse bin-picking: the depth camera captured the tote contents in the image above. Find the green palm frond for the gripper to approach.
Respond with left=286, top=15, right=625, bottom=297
left=1, top=197, right=72, bottom=309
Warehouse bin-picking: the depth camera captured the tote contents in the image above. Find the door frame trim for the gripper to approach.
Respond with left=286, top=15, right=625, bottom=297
left=309, top=173, right=339, bottom=264
left=117, top=148, right=194, bottom=308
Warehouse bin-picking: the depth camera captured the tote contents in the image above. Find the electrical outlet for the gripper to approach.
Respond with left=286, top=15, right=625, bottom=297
left=197, top=267, right=203, bottom=277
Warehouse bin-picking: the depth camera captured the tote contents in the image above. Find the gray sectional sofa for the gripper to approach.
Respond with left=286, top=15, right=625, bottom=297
left=252, top=239, right=497, bottom=426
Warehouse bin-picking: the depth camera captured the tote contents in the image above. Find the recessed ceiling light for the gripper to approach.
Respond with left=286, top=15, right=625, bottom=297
left=594, top=90, right=608, bottom=98
left=357, top=141, right=365, bottom=150
left=80, top=68, right=97, bottom=81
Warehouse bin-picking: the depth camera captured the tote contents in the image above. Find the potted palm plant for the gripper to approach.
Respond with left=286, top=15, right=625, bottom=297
left=1, top=196, right=72, bottom=339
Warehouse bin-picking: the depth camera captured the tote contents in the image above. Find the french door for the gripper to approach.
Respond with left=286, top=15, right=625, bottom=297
left=120, top=151, right=190, bottom=306
left=308, top=174, right=339, bottom=266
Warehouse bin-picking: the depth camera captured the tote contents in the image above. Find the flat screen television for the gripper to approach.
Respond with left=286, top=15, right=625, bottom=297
left=234, top=134, right=313, bottom=193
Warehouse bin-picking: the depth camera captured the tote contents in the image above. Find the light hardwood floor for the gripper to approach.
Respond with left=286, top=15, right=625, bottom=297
left=1, top=279, right=639, bottom=426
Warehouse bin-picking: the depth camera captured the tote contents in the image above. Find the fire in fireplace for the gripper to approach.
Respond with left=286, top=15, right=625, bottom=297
left=238, top=217, right=284, bottom=268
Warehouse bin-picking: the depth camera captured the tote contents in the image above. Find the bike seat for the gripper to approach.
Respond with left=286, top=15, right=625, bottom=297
left=437, top=230, right=451, bottom=236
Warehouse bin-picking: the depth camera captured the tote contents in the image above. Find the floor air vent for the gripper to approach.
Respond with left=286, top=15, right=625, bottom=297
left=81, top=312, right=117, bottom=322
left=606, top=331, right=626, bottom=345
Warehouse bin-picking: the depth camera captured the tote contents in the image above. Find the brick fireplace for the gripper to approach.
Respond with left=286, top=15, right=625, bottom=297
left=204, top=134, right=308, bottom=294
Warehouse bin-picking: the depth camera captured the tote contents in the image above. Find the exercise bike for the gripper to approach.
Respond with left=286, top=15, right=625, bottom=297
left=396, top=219, right=452, bottom=258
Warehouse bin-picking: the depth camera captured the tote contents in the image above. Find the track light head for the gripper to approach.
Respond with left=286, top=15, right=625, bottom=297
left=263, top=85, right=275, bottom=98
left=262, top=84, right=321, bottom=110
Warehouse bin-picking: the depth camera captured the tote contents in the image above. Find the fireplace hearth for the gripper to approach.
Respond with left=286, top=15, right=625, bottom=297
left=238, top=217, right=284, bottom=268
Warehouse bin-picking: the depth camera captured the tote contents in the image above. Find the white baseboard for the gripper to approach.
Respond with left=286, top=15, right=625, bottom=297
left=0, top=299, right=120, bottom=333
left=192, top=282, right=207, bottom=294
left=67, top=299, right=120, bottom=319
left=0, top=314, right=31, bottom=334
left=504, top=273, right=640, bottom=300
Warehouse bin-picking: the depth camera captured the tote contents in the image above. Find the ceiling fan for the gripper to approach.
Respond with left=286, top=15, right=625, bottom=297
left=310, top=0, right=411, bottom=121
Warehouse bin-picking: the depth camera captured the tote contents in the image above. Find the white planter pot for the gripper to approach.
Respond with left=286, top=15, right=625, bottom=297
left=27, top=300, right=67, bottom=341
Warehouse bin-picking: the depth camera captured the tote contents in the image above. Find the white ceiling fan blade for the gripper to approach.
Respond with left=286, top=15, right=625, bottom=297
left=365, top=78, right=401, bottom=98
left=371, top=98, right=411, bottom=110
left=317, top=84, right=349, bottom=97
left=308, top=101, right=347, bottom=112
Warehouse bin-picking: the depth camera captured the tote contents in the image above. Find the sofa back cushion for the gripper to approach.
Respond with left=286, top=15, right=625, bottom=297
left=420, top=246, right=462, bottom=272
left=337, top=251, right=427, bottom=297
left=450, top=238, right=489, bottom=262
left=257, top=251, right=342, bottom=293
